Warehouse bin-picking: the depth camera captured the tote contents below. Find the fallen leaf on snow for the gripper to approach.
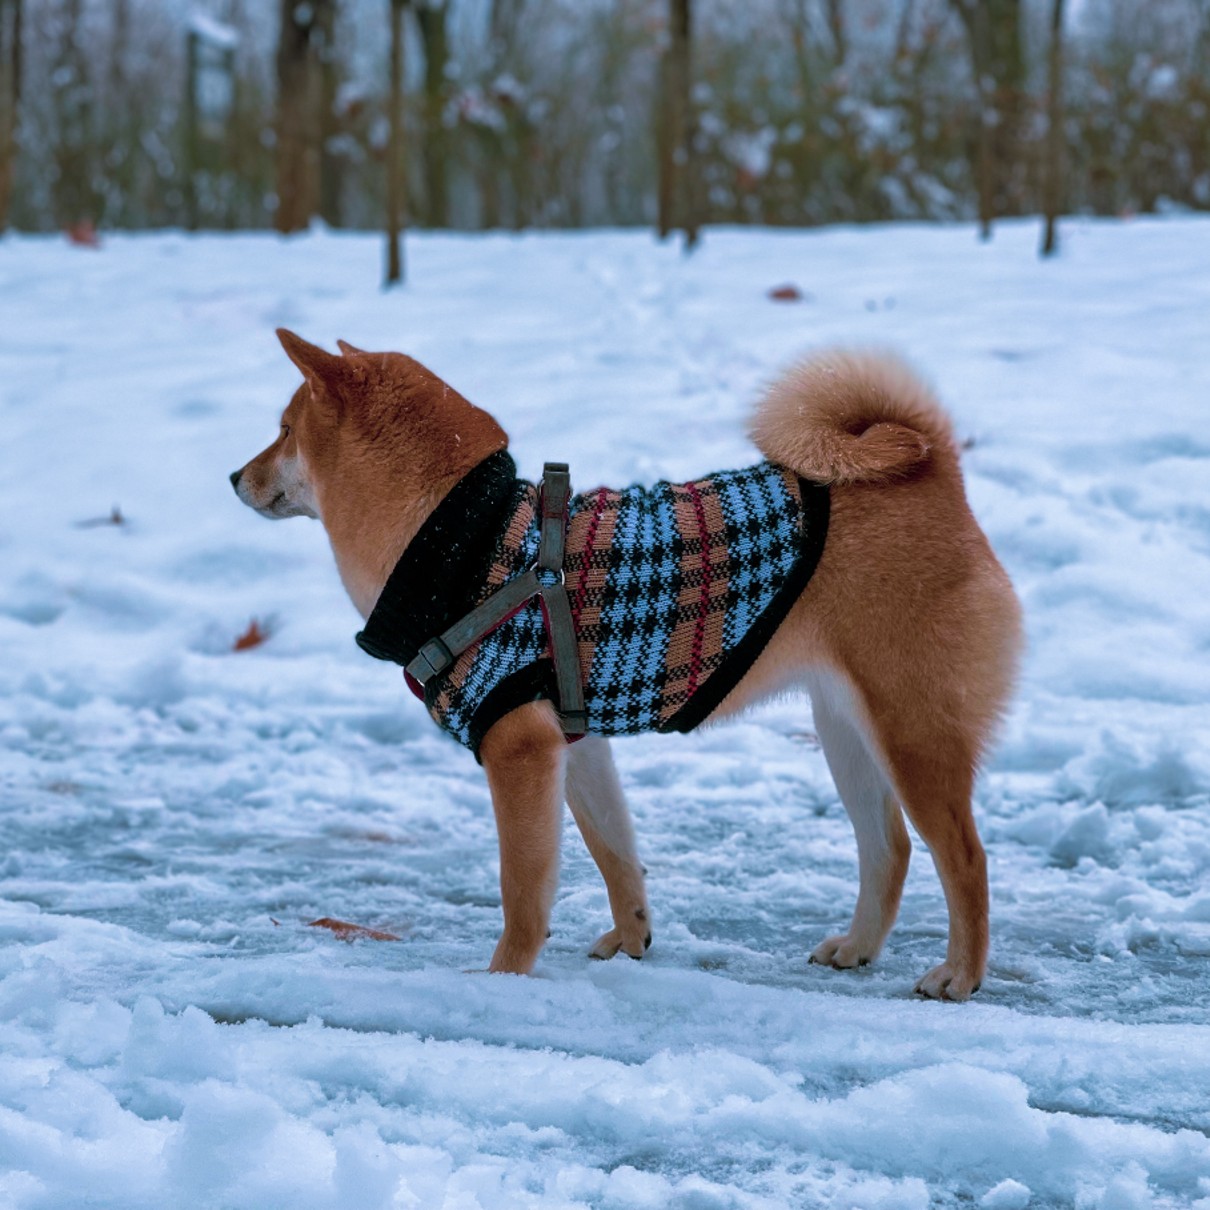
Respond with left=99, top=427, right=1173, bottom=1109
left=307, top=917, right=402, bottom=942
left=768, top=283, right=805, bottom=302
left=233, top=618, right=271, bottom=651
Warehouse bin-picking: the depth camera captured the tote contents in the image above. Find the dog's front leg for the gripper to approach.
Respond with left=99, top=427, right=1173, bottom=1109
left=480, top=700, right=568, bottom=974
left=565, top=735, right=651, bottom=961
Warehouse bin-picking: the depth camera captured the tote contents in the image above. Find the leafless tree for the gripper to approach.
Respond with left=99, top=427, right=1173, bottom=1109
left=466, top=0, right=532, bottom=230
left=316, top=0, right=343, bottom=226
left=657, top=0, right=697, bottom=249
left=385, top=0, right=407, bottom=284
left=0, top=0, right=20, bottom=233
left=416, top=0, right=449, bottom=227
left=274, top=0, right=337, bottom=233
left=101, top=0, right=136, bottom=225
left=49, top=0, right=95, bottom=228
left=950, top=0, right=1024, bottom=239
left=3, top=0, right=1209, bottom=242
left=1040, top=0, right=1066, bottom=256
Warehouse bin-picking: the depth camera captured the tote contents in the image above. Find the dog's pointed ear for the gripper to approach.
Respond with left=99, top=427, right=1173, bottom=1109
left=277, top=328, right=339, bottom=381
left=277, top=329, right=357, bottom=405
left=336, top=338, right=367, bottom=356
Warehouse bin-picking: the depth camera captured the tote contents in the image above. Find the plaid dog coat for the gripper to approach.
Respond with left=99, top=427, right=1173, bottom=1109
left=357, top=451, right=829, bottom=757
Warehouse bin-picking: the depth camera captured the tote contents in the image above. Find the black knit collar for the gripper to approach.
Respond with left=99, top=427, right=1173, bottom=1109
left=355, top=450, right=522, bottom=667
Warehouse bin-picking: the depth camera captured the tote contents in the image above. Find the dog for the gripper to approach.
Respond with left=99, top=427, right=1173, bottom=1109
left=231, top=330, right=1022, bottom=1000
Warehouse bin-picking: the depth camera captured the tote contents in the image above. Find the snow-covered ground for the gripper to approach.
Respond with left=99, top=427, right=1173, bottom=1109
left=1, top=218, right=1209, bottom=1209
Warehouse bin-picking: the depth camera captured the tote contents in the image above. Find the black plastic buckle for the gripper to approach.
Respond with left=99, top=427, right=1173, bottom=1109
left=409, top=637, right=454, bottom=683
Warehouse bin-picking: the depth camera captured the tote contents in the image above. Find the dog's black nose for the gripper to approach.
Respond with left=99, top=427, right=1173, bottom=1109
left=229, top=470, right=243, bottom=492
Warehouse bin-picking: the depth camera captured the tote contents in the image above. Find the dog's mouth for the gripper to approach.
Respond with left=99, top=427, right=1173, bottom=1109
left=257, top=491, right=317, bottom=521
left=255, top=491, right=290, bottom=518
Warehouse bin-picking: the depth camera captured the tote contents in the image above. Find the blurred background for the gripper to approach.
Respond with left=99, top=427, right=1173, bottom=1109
left=0, top=0, right=1206, bottom=248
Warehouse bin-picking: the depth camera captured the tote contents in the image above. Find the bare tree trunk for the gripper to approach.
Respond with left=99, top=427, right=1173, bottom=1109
left=480, top=0, right=523, bottom=231
left=104, top=0, right=129, bottom=225
left=274, top=0, right=327, bottom=233
left=657, top=0, right=696, bottom=249
left=416, top=1, right=448, bottom=227
left=476, top=130, right=501, bottom=229
left=225, top=0, right=272, bottom=229
left=969, top=1, right=994, bottom=239
left=1040, top=0, right=1066, bottom=256
left=274, top=0, right=311, bottom=232
left=385, top=0, right=406, bottom=285
left=0, top=0, right=21, bottom=233
left=51, top=0, right=93, bottom=229
left=184, top=29, right=199, bottom=229
left=952, top=0, right=1023, bottom=240
left=506, top=94, right=534, bottom=230
left=989, top=0, right=1025, bottom=217
left=316, top=0, right=342, bottom=227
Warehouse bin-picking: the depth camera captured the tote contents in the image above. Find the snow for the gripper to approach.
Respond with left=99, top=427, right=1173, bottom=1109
left=2, top=217, right=1210, bottom=1207
left=187, top=11, right=240, bottom=51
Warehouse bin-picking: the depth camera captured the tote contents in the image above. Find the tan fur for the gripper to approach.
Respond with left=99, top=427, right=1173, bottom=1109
left=232, top=334, right=1022, bottom=1001
left=749, top=347, right=951, bottom=484
left=723, top=348, right=1023, bottom=997
left=478, top=700, right=568, bottom=973
left=235, top=330, right=507, bottom=617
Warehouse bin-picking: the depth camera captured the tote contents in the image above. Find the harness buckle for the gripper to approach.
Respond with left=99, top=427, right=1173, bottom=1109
left=408, top=636, right=455, bottom=684
left=404, top=462, right=587, bottom=739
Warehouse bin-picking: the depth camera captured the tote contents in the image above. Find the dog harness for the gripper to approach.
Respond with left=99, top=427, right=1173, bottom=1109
left=356, top=451, right=829, bottom=758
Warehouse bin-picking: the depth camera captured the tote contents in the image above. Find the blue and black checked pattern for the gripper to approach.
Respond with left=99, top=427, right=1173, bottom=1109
left=718, top=468, right=803, bottom=653
left=575, top=473, right=682, bottom=733
left=425, top=460, right=822, bottom=753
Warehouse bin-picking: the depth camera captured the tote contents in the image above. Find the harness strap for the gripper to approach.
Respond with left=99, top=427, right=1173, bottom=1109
left=537, top=464, right=587, bottom=734
left=407, top=567, right=541, bottom=683
left=405, top=462, right=587, bottom=736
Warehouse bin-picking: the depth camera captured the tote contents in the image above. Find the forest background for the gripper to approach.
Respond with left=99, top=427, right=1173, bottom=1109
left=1, top=0, right=1207, bottom=251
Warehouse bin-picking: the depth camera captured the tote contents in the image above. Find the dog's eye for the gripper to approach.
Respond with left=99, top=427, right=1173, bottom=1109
left=281, top=424, right=291, bottom=438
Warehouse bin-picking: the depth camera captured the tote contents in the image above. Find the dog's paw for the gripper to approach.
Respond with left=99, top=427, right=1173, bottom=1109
left=487, top=929, right=546, bottom=974
left=809, top=934, right=875, bottom=969
left=913, top=962, right=981, bottom=1002
left=588, top=925, right=652, bottom=962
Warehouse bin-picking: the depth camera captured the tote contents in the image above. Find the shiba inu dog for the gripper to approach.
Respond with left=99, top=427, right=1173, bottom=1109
left=231, top=330, right=1021, bottom=1000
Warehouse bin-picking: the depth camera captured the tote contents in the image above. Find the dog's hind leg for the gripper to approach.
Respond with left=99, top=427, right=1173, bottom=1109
left=806, top=670, right=911, bottom=971
left=480, top=701, right=568, bottom=974
left=565, top=735, right=651, bottom=960
left=883, top=736, right=987, bottom=1001
left=827, top=667, right=990, bottom=1000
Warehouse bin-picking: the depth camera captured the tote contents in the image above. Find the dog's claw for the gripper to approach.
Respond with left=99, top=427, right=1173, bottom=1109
left=810, top=933, right=877, bottom=970
left=913, top=962, right=981, bottom=1001
left=589, top=923, right=651, bottom=962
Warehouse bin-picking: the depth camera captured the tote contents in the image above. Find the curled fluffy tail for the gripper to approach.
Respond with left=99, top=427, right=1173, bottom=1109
left=749, top=349, right=955, bottom=484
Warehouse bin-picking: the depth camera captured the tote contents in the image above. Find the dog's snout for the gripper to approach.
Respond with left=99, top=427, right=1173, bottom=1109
left=229, top=469, right=243, bottom=492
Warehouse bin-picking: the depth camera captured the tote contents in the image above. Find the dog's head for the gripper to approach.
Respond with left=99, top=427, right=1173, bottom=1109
left=230, top=329, right=507, bottom=525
